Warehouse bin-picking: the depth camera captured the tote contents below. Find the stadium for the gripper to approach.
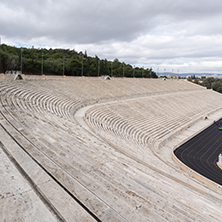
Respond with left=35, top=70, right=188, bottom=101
left=1, top=74, right=222, bottom=221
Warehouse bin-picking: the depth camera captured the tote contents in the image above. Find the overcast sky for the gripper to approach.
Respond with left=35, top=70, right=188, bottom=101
left=1, top=0, right=222, bottom=74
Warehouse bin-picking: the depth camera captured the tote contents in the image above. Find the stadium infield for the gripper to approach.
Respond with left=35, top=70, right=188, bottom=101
left=174, top=119, right=222, bottom=185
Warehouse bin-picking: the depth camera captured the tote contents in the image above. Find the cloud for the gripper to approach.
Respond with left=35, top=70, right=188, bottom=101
left=1, top=0, right=222, bottom=73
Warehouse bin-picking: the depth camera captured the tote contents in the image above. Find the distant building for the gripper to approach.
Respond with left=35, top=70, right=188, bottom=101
left=169, top=75, right=179, bottom=79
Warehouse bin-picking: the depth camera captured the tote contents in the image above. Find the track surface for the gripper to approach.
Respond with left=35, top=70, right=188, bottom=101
left=174, top=119, right=222, bottom=185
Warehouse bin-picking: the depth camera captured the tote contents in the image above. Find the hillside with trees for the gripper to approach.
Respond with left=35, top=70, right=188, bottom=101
left=188, top=76, right=222, bottom=93
left=0, top=44, right=157, bottom=78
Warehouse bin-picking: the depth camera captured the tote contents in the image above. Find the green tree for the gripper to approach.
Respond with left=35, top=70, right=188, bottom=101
left=0, top=43, right=157, bottom=78
left=68, top=58, right=81, bottom=76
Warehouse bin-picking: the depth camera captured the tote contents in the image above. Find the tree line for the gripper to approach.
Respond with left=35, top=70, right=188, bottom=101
left=188, top=76, right=222, bottom=93
left=0, top=44, right=157, bottom=78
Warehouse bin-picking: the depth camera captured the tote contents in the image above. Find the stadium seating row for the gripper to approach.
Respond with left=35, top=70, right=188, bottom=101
left=0, top=77, right=221, bottom=221
left=85, top=90, right=222, bottom=156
